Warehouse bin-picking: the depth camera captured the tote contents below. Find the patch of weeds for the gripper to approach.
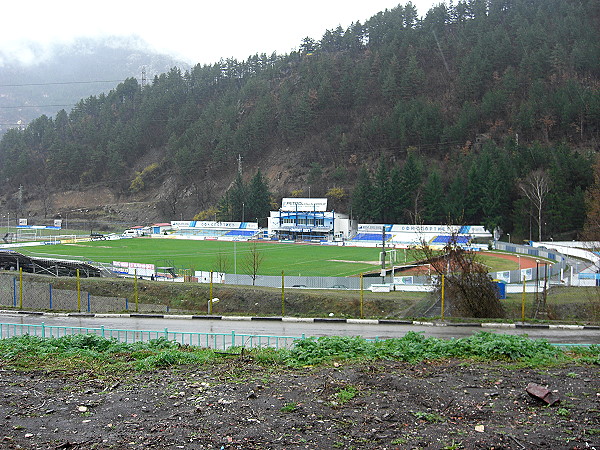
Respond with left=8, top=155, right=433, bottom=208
left=280, top=402, right=298, bottom=413
left=333, top=419, right=355, bottom=428
left=443, top=440, right=464, bottom=449
left=391, top=437, right=408, bottom=445
left=566, top=372, right=579, bottom=378
left=413, top=411, right=445, bottom=423
left=336, top=385, right=358, bottom=404
left=556, top=407, right=570, bottom=417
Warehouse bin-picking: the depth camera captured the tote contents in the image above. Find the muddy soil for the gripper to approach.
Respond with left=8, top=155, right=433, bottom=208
left=1, top=360, right=599, bottom=449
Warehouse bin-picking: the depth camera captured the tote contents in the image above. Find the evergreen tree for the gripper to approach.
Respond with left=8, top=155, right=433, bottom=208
left=445, top=171, right=466, bottom=222
left=230, top=172, right=247, bottom=221
left=351, top=166, right=374, bottom=222
left=388, top=166, right=404, bottom=223
left=422, top=169, right=445, bottom=223
left=372, top=158, right=391, bottom=222
left=398, top=151, right=424, bottom=223
left=246, top=170, right=272, bottom=224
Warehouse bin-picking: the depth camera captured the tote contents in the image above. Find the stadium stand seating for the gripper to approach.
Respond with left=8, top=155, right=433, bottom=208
left=171, top=228, right=259, bottom=239
left=430, top=235, right=471, bottom=245
left=352, top=233, right=391, bottom=242
left=225, top=230, right=258, bottom=237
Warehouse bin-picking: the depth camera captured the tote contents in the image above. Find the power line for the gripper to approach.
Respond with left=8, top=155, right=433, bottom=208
left=0, top=104, right=75, bottom=109
left=0, top=80, right=125, bottom=88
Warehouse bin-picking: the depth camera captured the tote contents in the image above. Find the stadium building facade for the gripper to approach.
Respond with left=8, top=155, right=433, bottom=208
left=268, top=198, right=356, bottom=241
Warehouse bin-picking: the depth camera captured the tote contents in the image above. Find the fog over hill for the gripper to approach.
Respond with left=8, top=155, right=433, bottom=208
left=0, top=36, right=188, bottom=134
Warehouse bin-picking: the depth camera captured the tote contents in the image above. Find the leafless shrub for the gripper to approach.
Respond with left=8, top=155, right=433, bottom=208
left=416, top=234, right=505, bottom=318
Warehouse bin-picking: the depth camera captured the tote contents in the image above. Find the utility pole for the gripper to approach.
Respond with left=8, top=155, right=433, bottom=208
left=237, top=154, right=243, bottom=175
left=141, top=67, right=146, bottom=88
left=18, top=185, right=23, bottom=220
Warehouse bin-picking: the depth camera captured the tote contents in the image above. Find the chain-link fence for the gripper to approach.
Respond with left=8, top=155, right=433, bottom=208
left=0, top=272, right=166, bottom=313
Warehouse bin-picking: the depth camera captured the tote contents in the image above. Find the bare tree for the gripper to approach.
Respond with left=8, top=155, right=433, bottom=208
left=415, top=232, right=505, bottom=319
left=242, top=242, right=263, bottom=286
left=215, top=250, right=229, bottom=275
left=520, top=170, right=550, bottom=241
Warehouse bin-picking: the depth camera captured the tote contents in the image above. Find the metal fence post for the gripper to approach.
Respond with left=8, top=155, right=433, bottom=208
left=281, top=270, right=285, bottom=316
left=359, top=273, right=364, bottom=319
left=441, top=274, right=445, bottom=321
left=231, top=330, right=235, bottom=349
left=49, top=284, right=53, bottom=310
left=87, top=292, right=91, bottom=313
left=521, top=275, right=526, bottom=322
left=13, top=277, right=16, bottom=307
left=209, top=270, right=213, bottom=314
left=134, top=269, right=139, bottom=313
left=19, top=268, right=23, bottom=309
left=76, top=269, right=81, bottom=312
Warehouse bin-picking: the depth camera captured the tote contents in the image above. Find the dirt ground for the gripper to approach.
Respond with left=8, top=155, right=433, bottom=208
left=1, top=359, right=599, bottom=449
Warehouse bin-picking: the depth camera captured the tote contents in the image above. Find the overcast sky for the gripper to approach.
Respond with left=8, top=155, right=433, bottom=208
left=1, top=0, right=440, bottom=66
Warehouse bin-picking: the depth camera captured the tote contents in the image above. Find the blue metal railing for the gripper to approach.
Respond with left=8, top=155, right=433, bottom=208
left=0, top=322, right=302, bottom=350
left=0, top=323, right=592, bottom=350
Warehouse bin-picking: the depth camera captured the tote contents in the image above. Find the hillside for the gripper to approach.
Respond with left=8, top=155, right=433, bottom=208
left=0, top=0, right=599, bottom=241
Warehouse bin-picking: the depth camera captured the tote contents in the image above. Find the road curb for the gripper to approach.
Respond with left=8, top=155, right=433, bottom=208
left=0, top=310, right=598, bottom=331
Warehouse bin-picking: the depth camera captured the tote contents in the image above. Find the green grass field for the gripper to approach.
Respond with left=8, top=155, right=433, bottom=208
left=21, top=238, right=403, bottom=277
left=17, top=237, right=521, bottom=277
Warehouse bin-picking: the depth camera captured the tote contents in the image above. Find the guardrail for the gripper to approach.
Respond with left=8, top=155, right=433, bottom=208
left=0, top=322, right=302, bottom=350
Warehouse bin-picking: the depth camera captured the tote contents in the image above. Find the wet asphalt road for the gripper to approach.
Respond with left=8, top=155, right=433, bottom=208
left=1, top=313, right=598, bottom=344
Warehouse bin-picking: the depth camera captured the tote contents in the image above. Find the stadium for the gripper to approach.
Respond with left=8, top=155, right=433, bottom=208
left=1, top=196, right=587, bottom=295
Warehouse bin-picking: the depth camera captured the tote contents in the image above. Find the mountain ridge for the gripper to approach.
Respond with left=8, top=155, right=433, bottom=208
left=0, top=0, right=599, bottom=241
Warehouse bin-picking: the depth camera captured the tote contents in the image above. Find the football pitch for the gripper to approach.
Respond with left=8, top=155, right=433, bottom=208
left=21, top=239, right=405, bottom=277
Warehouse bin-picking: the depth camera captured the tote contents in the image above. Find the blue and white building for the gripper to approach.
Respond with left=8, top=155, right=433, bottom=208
left=268, top=198, right=356, bottom=241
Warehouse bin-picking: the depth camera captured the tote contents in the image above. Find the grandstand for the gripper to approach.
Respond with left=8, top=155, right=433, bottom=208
left=225, top=230, right=257, bottom=238
left=352, top=232, right=392, bottom=243
left=0, top=250, right=102, bottom=277
left=351, top=224, right=491, bottom=247
left=430, top=235, right=472, bottom=245
left=169, top=220, right=261, bottom=240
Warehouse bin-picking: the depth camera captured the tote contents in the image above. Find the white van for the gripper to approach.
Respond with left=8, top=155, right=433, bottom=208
left=122, top=229, right=142, bottom=237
